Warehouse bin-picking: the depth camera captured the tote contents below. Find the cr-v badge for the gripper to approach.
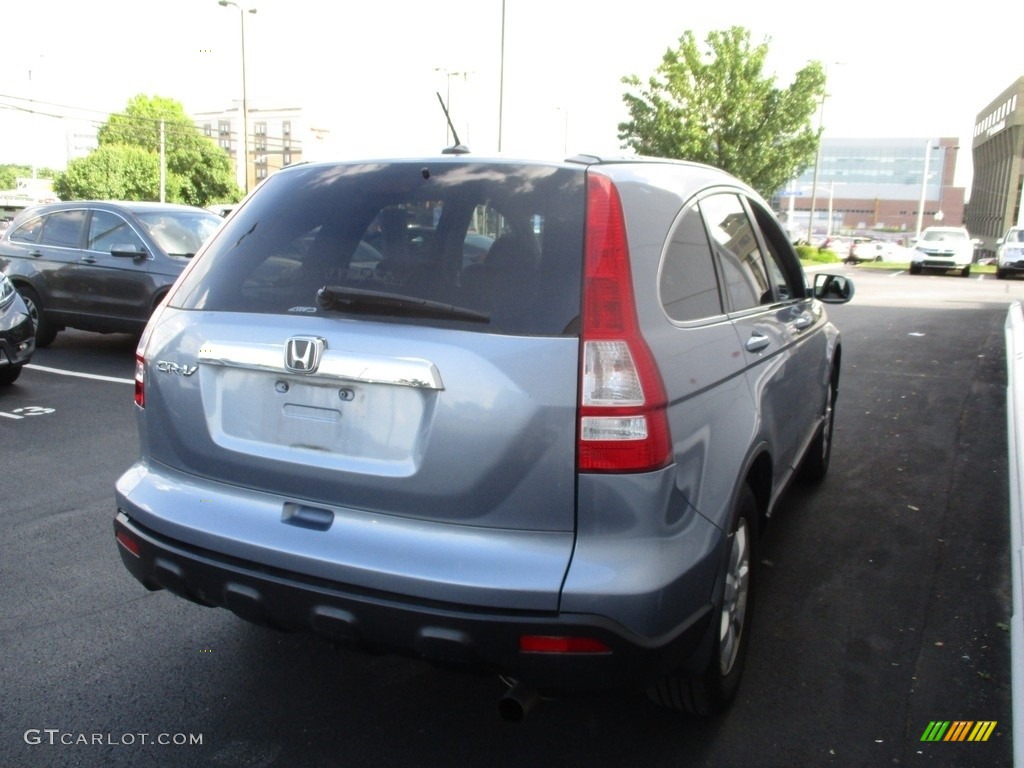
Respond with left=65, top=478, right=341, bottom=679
left=284, top=336, right=326, bottom=374
left=155, top=361, right=198, bottom=376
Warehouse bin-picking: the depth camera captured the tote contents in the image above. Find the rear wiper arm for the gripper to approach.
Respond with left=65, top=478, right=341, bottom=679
left=316, top=286, right=490, bottom=323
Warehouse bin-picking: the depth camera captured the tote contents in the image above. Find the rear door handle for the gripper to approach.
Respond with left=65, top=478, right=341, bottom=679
left=28, top=249, right=43, bottom=258
left=793, top=313, right=814, bottom=330
left=746, top=334, right=771, bottom=353
left=80, top=256, right=98, bottom=264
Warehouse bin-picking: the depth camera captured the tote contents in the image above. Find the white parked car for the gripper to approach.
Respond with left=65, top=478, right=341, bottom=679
left=846, top=240, right=893, bottom=263
left=909, top=226, right=977, bottom=277
left=997, top=227, right=1024, bottom=280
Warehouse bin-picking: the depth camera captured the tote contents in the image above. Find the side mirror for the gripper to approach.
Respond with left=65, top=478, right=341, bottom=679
left=110, top=244, right=148, bottom=259
left=810, top=273, right=855, bottom=304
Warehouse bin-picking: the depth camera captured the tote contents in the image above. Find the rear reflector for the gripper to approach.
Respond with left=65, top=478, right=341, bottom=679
left=116, top=529, right=141, bottom=558
left=519, top=635, right=611, bottom=654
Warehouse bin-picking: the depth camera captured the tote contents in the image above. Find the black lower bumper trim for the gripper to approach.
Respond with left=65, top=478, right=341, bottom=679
left=114, top=511, right=712, bottom=694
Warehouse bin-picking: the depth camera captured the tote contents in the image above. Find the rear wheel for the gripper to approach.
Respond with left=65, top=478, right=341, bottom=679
left=648, top=485, right=756, bottom=715
left=18, top=286, right=57, bottom=348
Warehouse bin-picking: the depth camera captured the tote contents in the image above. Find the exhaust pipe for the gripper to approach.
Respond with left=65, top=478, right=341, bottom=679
left=498, top=681, right=541, bottom=723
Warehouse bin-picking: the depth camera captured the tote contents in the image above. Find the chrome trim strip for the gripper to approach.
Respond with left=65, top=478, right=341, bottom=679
left=197, top=340, right=444, bottom=390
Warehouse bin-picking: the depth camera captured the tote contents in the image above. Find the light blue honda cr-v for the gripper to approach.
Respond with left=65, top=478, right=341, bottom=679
left=114, top=154, right=853, bottom=720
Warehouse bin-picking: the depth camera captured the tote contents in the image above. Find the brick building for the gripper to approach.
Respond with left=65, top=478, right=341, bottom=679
left=780, top=137, right=965, bottom=242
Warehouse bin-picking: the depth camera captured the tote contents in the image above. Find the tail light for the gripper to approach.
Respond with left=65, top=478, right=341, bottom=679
left=134, top=353, right=145, bottom=408
left=578, top=173, right=671, bottom=473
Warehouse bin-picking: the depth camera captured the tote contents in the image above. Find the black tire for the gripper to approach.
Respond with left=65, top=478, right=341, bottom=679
left=648, top=485, right=756, bottom=716
left=961, top=265, right=971, bottom=278
left=0, top=364, right=22, bottom=385
left=799, top=368, right=838, bottom=482
left=18, top=286, right=57, bottom=348
left=997, top=269, right=1007, bottom=280
left=909, top=262, right=922, bottom=275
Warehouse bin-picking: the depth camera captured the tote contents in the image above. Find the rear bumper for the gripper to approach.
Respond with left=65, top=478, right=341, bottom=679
left=114, top=510, right=714, bottom=693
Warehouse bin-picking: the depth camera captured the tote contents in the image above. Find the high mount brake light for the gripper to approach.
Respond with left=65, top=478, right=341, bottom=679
left=578, top=173, right=671, bottom=473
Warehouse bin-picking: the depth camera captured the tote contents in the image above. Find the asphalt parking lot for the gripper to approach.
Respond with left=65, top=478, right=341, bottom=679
left=0, top=267, right=1020, bottom=767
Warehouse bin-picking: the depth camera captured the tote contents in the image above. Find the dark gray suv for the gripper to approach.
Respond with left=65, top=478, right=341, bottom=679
left=0, top=201, right=222, bottom=346
left=114, top=155, right=853, bottom=719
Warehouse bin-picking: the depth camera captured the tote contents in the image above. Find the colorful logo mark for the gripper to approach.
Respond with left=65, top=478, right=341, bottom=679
left=920, top=721, right=997, bottom=742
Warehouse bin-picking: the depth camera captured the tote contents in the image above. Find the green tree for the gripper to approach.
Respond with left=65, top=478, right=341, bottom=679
left=52, top=145, right=160, bottom=201
left=55, top=94, right=241, bottom=206
left=619, top=27, right=825, bottom=199
left=0, top=164, right=62, bottom=191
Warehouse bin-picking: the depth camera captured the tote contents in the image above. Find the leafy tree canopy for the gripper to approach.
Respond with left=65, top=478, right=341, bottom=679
left=619, top=27, right=826, bottom=199
left=0, top=164, right=62, bottom=191
left=55, top=94, right=241, bottom=206
left=52, top=144, right=160, bottom=201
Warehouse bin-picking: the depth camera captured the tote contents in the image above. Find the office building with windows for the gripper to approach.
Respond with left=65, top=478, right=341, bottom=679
left=965, top=77, right=1024, bottom=254
left=194, top=105, right=329, bottom=192
left=781, top=137, right=965, bottom=241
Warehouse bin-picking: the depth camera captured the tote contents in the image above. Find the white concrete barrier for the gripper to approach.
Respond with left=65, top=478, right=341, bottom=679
left=1005, top=300, right=1024, bottom=765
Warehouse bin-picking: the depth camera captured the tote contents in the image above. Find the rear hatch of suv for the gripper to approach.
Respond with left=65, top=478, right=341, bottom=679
left=123, top=160, right=586, bottom=611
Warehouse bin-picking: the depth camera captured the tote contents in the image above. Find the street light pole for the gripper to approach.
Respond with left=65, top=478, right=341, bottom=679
left=916, top=141, right=937, bottom=240
left=219, top=0, right=256, bottom=195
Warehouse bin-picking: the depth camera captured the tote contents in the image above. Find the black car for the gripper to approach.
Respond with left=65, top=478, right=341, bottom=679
left=0, top=201, right=222, bottom=346
left=0, top=272, right=34, bottom=385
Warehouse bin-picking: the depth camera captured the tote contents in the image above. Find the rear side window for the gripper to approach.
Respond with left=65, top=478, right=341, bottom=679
left=698, top=193, right=771, bottom=312
left=39, top=210, right=86, bottom=248
left=659, top=205, right=723, bottom=322
left=172, top=162, right=586, bottom=336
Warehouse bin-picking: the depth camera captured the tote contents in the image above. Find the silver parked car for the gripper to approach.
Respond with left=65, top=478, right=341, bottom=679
left=114, top=155, right=853, bottom=719
left=997, top=227, right=1024, bottom=280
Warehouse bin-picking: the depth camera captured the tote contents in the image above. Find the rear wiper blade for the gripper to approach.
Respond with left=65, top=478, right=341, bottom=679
left=316, top=286, right=490, bottom=323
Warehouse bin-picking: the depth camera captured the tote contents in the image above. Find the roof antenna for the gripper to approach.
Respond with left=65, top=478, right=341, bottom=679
left=436, top=92, right=470, bottom=155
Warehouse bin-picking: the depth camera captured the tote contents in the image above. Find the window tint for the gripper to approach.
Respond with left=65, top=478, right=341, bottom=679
left=39, top=210, right=86, bottom=248
left=659, top=205, right=722, bottom=321
left=698, top=194, right=769, bottom=312
left=9, top=215, right=43, bottom=243
left=88, top=210, right=145, bottom=253
left=172, top=162, right=585, bottom=336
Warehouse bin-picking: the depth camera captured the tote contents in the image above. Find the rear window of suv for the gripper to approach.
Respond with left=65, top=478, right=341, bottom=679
left=171, top=161, right=586, bottom=336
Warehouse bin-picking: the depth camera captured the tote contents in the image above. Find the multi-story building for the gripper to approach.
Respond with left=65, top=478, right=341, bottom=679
left=194, top=105, right=328, bottom=193
left=965, top=77, right=1024, bottom=255
left=781, top=137, right=965, bottom=242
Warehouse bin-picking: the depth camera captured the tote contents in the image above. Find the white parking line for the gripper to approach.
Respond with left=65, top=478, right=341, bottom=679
left=25, top=364, right=133, bottom=385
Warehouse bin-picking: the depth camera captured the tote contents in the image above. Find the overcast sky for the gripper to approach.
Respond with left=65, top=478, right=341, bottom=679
left=2, top=0, right=1020, bottom=189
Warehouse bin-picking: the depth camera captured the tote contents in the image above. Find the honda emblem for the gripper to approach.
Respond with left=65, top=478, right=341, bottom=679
left=284, top=336, right=326, bottom=373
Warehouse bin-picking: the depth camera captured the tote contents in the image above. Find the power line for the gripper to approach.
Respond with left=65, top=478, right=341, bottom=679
left=0, top=93, right=304, bottom=147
